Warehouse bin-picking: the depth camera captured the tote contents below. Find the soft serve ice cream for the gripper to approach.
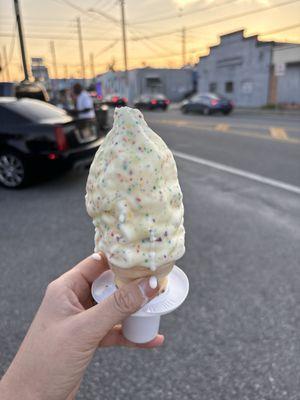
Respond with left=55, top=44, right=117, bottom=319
left=86, top=106, right=185, bottom=287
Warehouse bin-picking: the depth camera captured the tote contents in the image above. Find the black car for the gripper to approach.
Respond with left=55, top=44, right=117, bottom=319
left=181, top=93, right=233, bottom=115
left=0, top=97, right=102, bottom=188
left=134, top=94, right=170, bottom=111
left=102, top=94, right=127, bottom=107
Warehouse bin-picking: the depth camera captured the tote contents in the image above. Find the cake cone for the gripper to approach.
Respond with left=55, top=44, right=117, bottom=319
left=109, top=262, right=174, bottom=294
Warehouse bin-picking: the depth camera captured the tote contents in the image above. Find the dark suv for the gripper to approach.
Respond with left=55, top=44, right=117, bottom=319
left=0, top=97, right=102, bottom=188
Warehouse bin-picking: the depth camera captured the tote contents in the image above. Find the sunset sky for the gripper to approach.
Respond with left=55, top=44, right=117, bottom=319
left=1, top=0, right=300, bottom=80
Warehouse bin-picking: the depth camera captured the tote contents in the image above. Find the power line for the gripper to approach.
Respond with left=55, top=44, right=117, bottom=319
left=129, top=0, right=237, bottom=25
left=0, top=23, right=17, bottom=73
left=0, top=32, right=119, bottom=41
left=259, top=23, right=300, bottom=37
left=129, top=0, right=300, bottom=41
left=94, top=40, right=119, bottom=59
left=88, top=7, right=120, bottom=24
left=127, top=25, right=175, bottom=57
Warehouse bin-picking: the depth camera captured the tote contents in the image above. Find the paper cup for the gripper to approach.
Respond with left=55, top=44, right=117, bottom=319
left=91, top=266, right=189, bottom=344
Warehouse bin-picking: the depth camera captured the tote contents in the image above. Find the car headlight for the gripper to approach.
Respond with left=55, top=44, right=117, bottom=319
left=100, top=105, right=109, bottom=111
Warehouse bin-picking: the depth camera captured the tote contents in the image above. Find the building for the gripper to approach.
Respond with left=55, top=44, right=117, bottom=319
left=270, top=43, right=300, bottom=105
left=197, top=30, right=300, bottom=107
left=31, top=58, right=49, bottom=82
left=97, top=67, right=194, bottom=103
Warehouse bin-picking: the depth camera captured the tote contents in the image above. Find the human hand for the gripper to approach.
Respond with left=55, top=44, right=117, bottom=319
left=1, top=253, right=163, bottom=400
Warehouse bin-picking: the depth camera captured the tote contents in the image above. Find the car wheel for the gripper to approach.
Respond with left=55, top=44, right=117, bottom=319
left=203, top=107, right=210, bottom=115
left=0, top=151, right=29, bottom=188
left=181, top=106, right=189, bottom=114
left=222, top=110, right=231, bottom=115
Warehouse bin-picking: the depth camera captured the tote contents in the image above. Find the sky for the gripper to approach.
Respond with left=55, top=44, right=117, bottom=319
left=0, top=0, right=300, bottom=80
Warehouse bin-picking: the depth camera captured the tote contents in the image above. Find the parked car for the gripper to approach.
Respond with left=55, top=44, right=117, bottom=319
left=102, top=94, right=127, bottom=107
left=134, top=93, right=170, bottom=111
left=181, top=93, right=233, bottom=115
left=0, top=97, right=102, bottom=188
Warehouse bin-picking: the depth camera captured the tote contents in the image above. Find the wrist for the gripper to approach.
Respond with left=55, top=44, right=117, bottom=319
left=1, top=368, right=41, bottom=400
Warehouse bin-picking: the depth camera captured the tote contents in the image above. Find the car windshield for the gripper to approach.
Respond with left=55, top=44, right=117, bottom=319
left=5, top=98, right=67, bottom=122
left=198, top=93, right=220, bottom=100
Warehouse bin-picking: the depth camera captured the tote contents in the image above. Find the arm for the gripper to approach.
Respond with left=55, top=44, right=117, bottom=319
left=0, top=253, right=162, bottom=400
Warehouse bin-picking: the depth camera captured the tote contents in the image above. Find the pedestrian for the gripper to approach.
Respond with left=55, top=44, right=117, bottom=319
left=72, top=83, right=96, bottom=120
left=57, top=88, right=73, bottom=112
left=0, top=253, right=163, bottom=399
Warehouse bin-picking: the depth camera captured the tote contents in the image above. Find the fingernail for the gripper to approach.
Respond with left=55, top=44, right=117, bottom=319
left=149, top=276, right=158, bottom=289
left=91, top=253, right=101, bottom=261
left=138, top=278, right=158, bottom=304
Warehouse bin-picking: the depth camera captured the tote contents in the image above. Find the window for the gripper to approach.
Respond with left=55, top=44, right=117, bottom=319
left=209, top=82, right=217, bottom=92
left=225, top=81, right=234, bottom=93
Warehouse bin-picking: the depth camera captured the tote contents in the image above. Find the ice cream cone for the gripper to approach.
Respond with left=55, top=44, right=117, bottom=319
left=109, top=262, right=174, bottom=294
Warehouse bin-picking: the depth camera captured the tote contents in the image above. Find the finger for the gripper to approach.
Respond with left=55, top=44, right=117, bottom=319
left=100, top=325, right=165, bottom=348
left=58, top=252, right=108, bottom=306
left=80, top=276, right=159, bottom=340
left=68, top=252, right=108, bottom=285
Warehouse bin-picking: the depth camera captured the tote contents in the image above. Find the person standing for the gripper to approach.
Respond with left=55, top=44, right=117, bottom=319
left=72, top=83, right=96, bottom=120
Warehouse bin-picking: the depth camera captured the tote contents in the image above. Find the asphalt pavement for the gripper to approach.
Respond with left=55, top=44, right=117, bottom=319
left=0, top=109, right=300, bottom=399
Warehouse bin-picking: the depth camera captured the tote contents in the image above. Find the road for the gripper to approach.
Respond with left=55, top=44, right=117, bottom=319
left=0, top=109, right=300, bottom=400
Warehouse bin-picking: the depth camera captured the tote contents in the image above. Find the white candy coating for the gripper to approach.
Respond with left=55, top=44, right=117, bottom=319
left=85, top=106, right=185, bottom=269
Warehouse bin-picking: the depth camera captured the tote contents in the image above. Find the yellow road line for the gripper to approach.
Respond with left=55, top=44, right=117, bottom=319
left=151, top=119, right=300, bottom=144
left=155, top=118, right=300, bottom=134
left=215, top=123, right=229, bottom=132
left=269, top=127, right=288, bottom=140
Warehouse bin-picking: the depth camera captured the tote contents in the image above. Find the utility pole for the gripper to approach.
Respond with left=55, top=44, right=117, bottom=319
left=50, top=41, right=58, bottom=79
left=3, top=46, right=11, bottom=81
left=119, top=0, right=128, bottom=75
left=14, top=0, right=29, bottom=80
left=76, top=17, right=85, bottom=80
left=182, top=26, right=186, bottom=66
left=0, top=52, right=3, bottom=79
left=64, top=64, right=68, bottom=79
left=90, top=52, right=95, bottom=79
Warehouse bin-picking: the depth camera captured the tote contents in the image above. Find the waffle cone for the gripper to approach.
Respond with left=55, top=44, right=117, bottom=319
left=109, top=262, right=174, bottom=293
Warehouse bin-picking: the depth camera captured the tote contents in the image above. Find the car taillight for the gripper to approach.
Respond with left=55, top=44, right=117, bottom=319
left=54, top=126, right=68, bottom=151
left=112, top=96, right=118, bottom=102
left=123, top=97, right=127, bottom=103
left=48, top=153, right=58, bottom=160
left=151, top=99, right=157, bottom=105
left=210, top=99, right=219, bottom=106
left=165, top=99, right=170, bottom=104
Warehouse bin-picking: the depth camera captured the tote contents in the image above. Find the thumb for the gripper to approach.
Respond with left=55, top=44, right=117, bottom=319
left=80, top=276, right=159, bottom=341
